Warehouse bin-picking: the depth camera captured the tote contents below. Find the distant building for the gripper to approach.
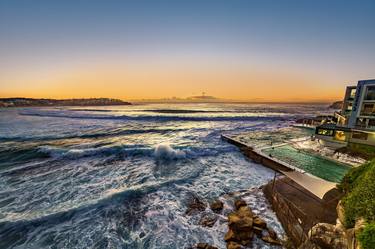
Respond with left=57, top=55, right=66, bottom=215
left=315, top=79, right=375, bottom=147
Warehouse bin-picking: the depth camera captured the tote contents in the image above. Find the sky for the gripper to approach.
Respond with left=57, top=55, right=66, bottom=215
left=0, top=0, right=374, bottom=102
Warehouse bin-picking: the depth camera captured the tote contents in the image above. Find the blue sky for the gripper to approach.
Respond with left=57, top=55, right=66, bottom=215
left=0, top=0, right=374, bottom=101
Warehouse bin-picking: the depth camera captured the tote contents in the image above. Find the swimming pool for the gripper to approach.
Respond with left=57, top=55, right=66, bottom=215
left=262, top=145, right=350, bottom=182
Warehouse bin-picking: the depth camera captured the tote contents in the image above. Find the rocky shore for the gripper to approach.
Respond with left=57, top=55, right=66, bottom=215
left=224, top=199, right=281, bottom=248
left=185, top=189, right=284, bottom=249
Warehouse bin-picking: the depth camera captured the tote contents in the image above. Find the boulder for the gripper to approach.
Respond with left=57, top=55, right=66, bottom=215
left=225, top=228, right=253, bottom=242
left=267, top=228, right=278, bottom=240
left=253, top=217, right=267, bottom=229
left=210, top=199, right=224, bottom=213
left=234, top=199, right=247, bottom=210
left=237, top=206, right=253, bottom=218
left=196, top=243, right=218, bottom=249
left=228, top=213, right=253, bottom=232
left=199, top=214, right=218, bottom=227
left=186, top=196, right=206, bottom=215
left=336, top=201, right=345, bottom=225
left=224, top=229, right=236, bottom=242
left=354, top=218, right=366, bottom=237
left=226, top=241, right=241, bottom=249
left=253, top=226, right=263, bottom=236
left=261, top=235, right=282, bottom=246
left=309, top=223, right=347, bottom=249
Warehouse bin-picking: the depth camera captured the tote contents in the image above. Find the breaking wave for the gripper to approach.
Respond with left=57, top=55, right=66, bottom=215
left=19, top=110, right=289, bottom=122
left=18, top=143, right=237, bottom=162
left=153, top=144, right=186, bottom=160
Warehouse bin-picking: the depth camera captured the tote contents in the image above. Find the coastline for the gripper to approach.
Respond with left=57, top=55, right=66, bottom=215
left=0, top=98, right=132, bottom=108
left=221, top=132, right=346, bottom=248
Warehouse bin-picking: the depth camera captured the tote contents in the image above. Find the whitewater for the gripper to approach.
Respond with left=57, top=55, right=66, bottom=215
left=0, top=103, right=328, bottom=249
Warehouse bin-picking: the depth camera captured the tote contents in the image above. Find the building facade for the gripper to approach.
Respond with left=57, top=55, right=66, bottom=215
left=315, top=79, right=375, bottom=148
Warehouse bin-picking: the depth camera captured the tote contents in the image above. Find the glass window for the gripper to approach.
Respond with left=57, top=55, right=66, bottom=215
left=365, top=86, right=375, bottom=100
left=361, top=104, right=375, bottom=115
left=352, top=132, right=368, bottom=140
left=317, top=129, right=334, bottom=136
left=349, top=88, right=356, bottom=100
left=346, top=102, right=353, bottom=111
left=356, top=118, right=367, bottom=128
left=368, top=119, right=375, bottom=127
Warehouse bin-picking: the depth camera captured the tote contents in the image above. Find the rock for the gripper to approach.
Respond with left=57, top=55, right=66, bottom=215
left=196, top=243, right=218, bottom=249
left=210, top=199, right=224, bottom=213
left=206, top=246, right=218, bottom=249
left=344, top=228, right=356, bottom=249
left=329, top=101, right=343, bottom=109
left=185, top=196, right=206, bottom=215
left=298, top=241, right=324, bottom=249
left=262, top=235, right=282, bottom=246
left=267, top=228, right=278, bottom=240
left=253, top=217, right=267, bottom=229
left=309, top=223, right=347, bottom=249
left=354, top=218, right=366, bottom=237
left=336, top=201, right=345, bottom=225
left=225, top=227, right=253, bottom=242
left=226, top=241, right=241, bottom=249
left=225, top=199, right=258, bottom=248
left=253, top=226, right=263, bottom=236
left=228, top=213, right=253, bottom=232
left=199, top=214, right=218, bottom=227
left=224, top=229, right=236, bottom=242
left=196, top=243, right=207, bottom=249
left=234, top=199, right=247, bottom=210
left=237, top=206, right=253, bottom=218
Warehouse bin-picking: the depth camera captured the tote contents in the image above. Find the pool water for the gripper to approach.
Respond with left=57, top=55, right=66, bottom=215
left=235, top=127, right=315, bottom=148
left=262, top=145, right=351, bottom=182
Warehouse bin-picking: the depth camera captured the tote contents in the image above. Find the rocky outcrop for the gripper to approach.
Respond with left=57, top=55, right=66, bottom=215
left=299, top=202, right=366, bottom=249
left=0, top=98, right=131, bottom=107
left=210, top=199, right=224, bottom=213
left=329, top=101, right=343, bottom=109
left=185, top=196, right=207, bottom=215
left=308, top=223, right=348, bottom=249
left=224, top=198, right=282, bottom=248
left=199, top=213, right=218, bottom=227
left=195, top=243, right=218, bottom=249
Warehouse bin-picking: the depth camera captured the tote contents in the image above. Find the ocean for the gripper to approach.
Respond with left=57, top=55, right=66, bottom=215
left=0, top=103, right=328, bottom=249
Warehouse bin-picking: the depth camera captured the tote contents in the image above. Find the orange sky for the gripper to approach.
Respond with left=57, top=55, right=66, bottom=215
left=0, top=60, right=348, bottom=102
left=1, top=1, right=374, bottom=102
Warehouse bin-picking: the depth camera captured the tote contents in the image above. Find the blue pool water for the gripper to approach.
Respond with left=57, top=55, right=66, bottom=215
left=263, top=145, right=350, bottom=182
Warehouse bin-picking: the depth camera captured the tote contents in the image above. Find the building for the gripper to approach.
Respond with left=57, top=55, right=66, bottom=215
left=315, top=79, right=375, bottom=148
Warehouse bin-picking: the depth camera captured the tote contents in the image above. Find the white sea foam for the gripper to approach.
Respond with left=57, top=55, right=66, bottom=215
left=153, top=144, right=186, bottom=160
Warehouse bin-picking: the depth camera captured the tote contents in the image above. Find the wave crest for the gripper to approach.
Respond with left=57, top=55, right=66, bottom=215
left=153, top=144, right=186, bottom=160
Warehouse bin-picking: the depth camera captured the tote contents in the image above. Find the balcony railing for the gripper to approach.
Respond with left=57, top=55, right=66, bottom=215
left=360, top=112, right=375, bottom=116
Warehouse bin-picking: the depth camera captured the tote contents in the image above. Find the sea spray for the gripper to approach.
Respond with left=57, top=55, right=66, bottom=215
left=153, top=144, right=186, bottom=160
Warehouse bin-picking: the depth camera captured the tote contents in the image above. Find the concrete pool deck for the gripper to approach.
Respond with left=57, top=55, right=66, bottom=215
left=221, top=135, right=339, bottom=199
left=222, top=134, right=344, bottom=247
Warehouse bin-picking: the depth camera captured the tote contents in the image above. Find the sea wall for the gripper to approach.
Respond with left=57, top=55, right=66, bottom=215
left=263, top=181, right=308, bottom=247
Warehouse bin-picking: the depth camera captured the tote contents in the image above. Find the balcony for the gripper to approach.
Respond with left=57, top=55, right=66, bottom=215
left=360, top=112, right=375, bottom=117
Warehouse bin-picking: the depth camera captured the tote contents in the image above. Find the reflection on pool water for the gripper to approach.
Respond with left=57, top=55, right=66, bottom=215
left=262, top=145, right=351, bottom=182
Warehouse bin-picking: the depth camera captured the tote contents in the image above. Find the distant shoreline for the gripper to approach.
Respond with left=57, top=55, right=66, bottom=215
left=0, top=98, right=132, bottom=108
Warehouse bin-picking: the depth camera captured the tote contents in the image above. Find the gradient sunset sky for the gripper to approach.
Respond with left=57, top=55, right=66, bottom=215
left=0, top=0, right=374, bottom=102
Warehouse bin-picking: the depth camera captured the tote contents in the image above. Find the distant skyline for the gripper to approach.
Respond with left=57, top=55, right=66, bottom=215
left=0, top=0, right=374, bottom=102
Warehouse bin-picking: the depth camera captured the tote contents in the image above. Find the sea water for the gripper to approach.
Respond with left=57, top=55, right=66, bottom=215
left=0, top=103, right=328, bottom=249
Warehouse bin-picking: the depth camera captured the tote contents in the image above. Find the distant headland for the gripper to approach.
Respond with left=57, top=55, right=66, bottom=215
left=0, top=98, right=131, bottom=107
